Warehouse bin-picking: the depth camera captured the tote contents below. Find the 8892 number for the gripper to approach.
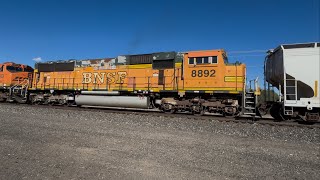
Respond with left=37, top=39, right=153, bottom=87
left=191, top=70, right=216, bottom=77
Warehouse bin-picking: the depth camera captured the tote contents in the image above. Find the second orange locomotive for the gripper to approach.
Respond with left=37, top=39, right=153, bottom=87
left=28, top=49, right=246, bottom=115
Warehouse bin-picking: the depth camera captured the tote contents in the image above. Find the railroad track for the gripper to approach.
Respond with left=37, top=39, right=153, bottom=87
left=4, top=102, right=320, bottom=129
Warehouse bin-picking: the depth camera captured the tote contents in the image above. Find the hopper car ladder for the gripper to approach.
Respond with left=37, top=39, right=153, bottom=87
left=283, top=79, right=297, bottom=115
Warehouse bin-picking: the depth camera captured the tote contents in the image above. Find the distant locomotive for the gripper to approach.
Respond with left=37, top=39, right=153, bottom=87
left=0, top=62, right=33, bottom=102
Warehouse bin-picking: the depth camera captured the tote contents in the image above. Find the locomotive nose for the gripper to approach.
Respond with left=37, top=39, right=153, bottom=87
left=11, top=72, right=30, bottom=84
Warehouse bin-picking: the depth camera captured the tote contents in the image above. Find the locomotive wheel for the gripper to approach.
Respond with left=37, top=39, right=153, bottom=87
left=257, top=104, right=269, bottom=116
left=33, top=101, right=41, bottom=105
left=165, top=109, right=176, bottom=114
left=58, top=100, right=66, bottom=106
left=161, top=103, right=176, bottom=114
left=192, top=106, right=205, bottom=116
left=65, top=101, right=74, bottom=107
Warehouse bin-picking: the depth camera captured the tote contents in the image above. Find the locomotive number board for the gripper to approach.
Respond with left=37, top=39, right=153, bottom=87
left=191, top=69, right=216, bottom=77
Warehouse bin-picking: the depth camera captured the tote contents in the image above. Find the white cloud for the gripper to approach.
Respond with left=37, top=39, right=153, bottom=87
left=32, top=57, right=42, bottom=62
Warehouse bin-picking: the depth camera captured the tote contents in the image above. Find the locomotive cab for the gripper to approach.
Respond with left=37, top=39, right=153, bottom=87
left=183, top=49, right=245, bottom=94
left=174, top=49, right=246, bottom=115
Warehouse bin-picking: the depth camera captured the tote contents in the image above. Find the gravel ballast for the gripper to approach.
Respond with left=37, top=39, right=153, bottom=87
left=0, top=103, right=319, bottom=179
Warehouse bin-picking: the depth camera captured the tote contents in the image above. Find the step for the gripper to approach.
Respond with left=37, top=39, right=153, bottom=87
left=244, top=107, right=255, bottom=110
left=245, top=101, right=254, bottom=104
left=285, top=110, right=293, bottom=115
left=245, top=97, right=254, bottom=99
left=244, top=112, right=256, bottom=115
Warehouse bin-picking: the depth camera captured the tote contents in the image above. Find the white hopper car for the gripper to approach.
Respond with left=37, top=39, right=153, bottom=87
left=265, top=42, right=320, bottom=122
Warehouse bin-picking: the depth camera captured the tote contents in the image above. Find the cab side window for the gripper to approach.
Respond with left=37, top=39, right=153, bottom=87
left=188, top=56, right=218, bottom=65
left=210, top=56, right=218, bottom=64
left=196, top=57, right=202, bottom=64
left=188, top=58, right=194, bottom=64
left=0, top=65, right=3, bottom=72
left=203, top=57, right=209, bottom=63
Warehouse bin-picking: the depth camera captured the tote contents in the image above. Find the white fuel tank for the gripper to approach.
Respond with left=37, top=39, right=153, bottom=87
left=75, top=95, right=150, bottom=109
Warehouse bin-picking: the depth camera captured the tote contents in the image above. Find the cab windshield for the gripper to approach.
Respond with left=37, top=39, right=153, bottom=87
left=6, top=66, right=23, bottom=72
left=24, top=66, right=34, bottom=72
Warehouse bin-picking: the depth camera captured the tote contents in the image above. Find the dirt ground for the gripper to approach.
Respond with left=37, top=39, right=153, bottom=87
left=0, top=104, right=319, bottom=179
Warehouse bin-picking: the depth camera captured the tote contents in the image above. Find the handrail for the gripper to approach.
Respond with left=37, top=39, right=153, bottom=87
left=9, top=79, right=29, bottom=97
left=33, top=75, right=178, bottom=91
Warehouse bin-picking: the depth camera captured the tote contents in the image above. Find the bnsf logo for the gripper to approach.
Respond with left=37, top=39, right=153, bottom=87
left=82, top=72, right=127, bottom=84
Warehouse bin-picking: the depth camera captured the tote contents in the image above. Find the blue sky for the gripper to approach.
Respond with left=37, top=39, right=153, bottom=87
left=0, top=0, right=319, bottom=80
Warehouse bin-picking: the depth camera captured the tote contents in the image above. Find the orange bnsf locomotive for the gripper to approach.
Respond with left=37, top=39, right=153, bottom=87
left=29, top=49, right=250, bottom=115
left=2, top=49, right=256, bottom=116
left=0, top=62, right=33, bottom=102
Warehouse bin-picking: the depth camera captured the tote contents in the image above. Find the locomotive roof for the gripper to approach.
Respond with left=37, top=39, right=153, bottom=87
left=36, top=58, right=113, bottom=64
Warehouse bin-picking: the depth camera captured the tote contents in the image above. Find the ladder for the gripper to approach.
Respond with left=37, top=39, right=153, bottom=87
left=284, top=106, right=293, bottom=116
left=285, top=79, right=297, bottom=101
left=283, top=79, right=297, bottom=115
left=243, top=77, right=260, bottom=117
left=243, top=91, right=256, bottom=116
